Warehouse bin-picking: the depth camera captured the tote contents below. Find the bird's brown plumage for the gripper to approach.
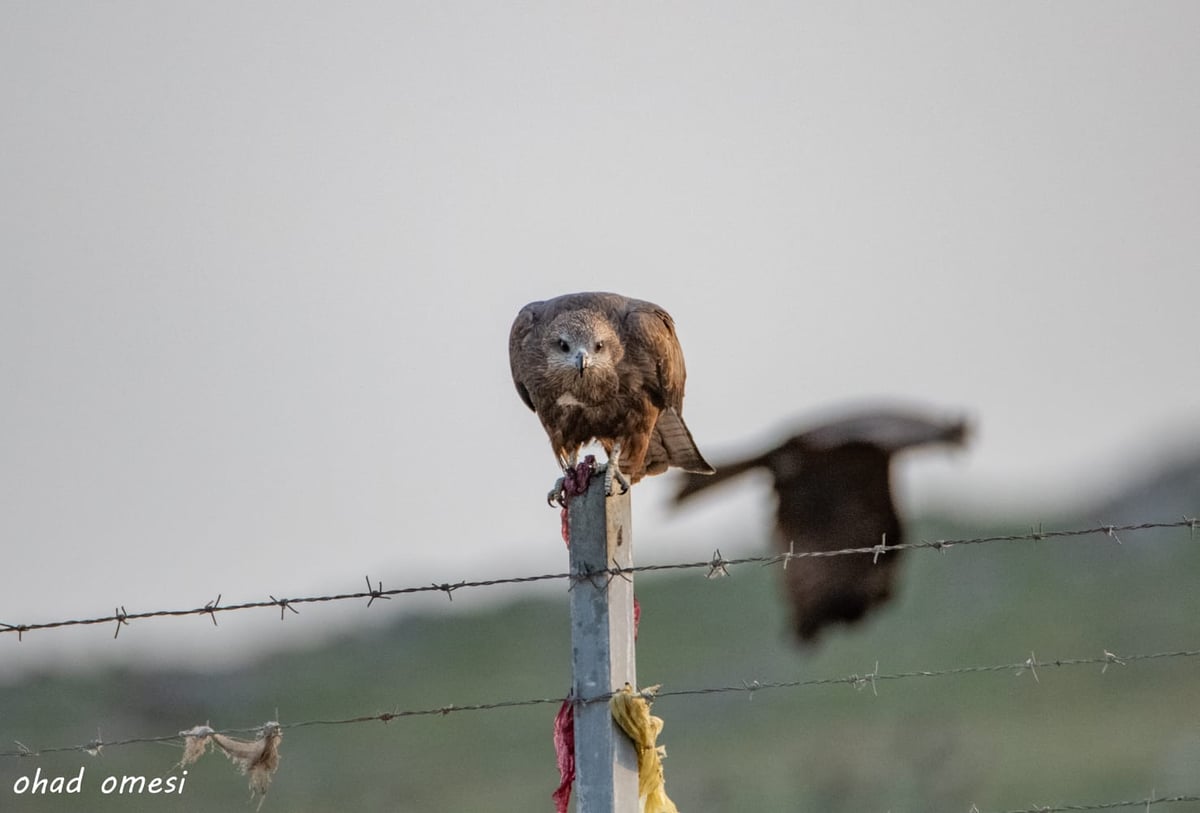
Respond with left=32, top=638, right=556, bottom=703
left=509, top=292, right=713, bottom=495
left=674, top=406, right=969, bottom=644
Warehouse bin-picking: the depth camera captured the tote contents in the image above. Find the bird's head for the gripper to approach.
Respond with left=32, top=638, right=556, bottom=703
left=544, top=311, right=623, bottom=379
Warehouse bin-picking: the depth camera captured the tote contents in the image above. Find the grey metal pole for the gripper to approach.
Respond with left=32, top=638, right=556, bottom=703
left=567, top=477, right=640, bottom=812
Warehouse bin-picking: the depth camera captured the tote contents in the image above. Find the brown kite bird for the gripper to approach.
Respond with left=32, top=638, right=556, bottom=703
left=509, top=292, right=714, bottom=504
left=674, top=406, right=969, bottom=643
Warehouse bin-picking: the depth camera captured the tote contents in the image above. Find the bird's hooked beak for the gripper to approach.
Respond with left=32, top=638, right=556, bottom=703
left=574, top=349, right=591, bottom=375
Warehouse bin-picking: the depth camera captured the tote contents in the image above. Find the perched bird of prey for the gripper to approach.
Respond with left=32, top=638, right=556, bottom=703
left=509, top=292, right=714, bottom=504
left=674, top=406, right=969, bottom=643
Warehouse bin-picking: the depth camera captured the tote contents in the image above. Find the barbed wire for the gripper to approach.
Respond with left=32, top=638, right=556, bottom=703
left=3, top=646, right=1196, bottom=759
left=647, top=648, right=1198, bottom=699
left=1, top=519, right=1195, bottom=641
left=978, top=795, right=1200, bottom=812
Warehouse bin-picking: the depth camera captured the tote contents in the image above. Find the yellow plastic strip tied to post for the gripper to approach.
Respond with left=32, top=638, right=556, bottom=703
left=609, top=683, right=679, bottom=813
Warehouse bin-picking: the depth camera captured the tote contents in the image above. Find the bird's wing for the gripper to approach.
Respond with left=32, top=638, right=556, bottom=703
left=672, top=448, right=770, bottom=501
left=620, top=303, right=686, bottom=411
left=508, top=303, right=540, bottom=412
left=797, top=408, right=968, bottom=453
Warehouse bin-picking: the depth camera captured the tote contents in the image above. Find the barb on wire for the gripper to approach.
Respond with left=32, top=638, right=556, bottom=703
left=706, top=549, right=730, bottom=579
left=364, top=577, right=389, bottom=608
left=608, top=557, right=633, bottom=585
left=0, top=519, right=1195, bottom=640
left=2, top=647, right=1196, bottom=759
left=83, top=728, right=103, bottom=757
left=432, top=582, right=465, bottom=602
left=268, top=596, right=300, bottom=621
left=1018, top=652, right=1041, bottom=684
left=2, top=622, right=30, bottom=641
left=872, top=534, right=888, bottom=564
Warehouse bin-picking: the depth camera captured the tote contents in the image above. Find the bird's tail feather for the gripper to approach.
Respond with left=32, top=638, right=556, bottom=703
left=655, top=408, right=715, bottom=476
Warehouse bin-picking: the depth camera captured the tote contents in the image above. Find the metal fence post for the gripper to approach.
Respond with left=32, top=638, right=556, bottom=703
left=568, top=477, right=639, bottom=811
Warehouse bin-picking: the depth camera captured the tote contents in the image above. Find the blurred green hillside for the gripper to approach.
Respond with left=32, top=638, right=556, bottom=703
left=2, top=460, right=1199, bottom=812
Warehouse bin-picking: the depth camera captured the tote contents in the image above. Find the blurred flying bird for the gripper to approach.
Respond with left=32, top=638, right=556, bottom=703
left=674, top=406, right=969, bottom=643
left=509, top=292, right=713, bottom=504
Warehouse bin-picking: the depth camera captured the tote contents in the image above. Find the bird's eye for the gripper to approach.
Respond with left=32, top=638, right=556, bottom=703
left=558, top=339, right=570, bottom=353
left=595, top=341, right=604, bottom=352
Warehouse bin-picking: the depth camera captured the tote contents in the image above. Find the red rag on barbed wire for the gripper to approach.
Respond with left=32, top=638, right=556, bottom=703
left=551, top=694, right=575, bottom=813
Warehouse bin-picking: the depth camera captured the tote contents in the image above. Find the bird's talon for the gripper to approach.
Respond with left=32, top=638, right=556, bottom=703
left=613, top=481, right=630, bottom=497
left=598, top=463, right=630, bottom=497
left=547, top=476, right=567, bottom=507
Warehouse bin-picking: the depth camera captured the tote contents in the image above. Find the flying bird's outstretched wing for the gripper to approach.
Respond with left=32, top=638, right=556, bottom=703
left=675, top=405, right=968, bottom=643
left=510, top=291, right=712, bottom=503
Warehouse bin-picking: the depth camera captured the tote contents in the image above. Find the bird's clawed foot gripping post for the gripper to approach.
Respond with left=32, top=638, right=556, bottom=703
left=595, top=442, right=630, bottom=497
left=547, top=476, right=568, bottom=508
left=548, top=452, right=577, bottom=507
left=548, top=451, right=628, bottom=507
left=595, top=462, right=630, bottom=498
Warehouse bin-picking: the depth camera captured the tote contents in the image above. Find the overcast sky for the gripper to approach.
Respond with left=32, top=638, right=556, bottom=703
left=2, top=2, right=1198, bottom=676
